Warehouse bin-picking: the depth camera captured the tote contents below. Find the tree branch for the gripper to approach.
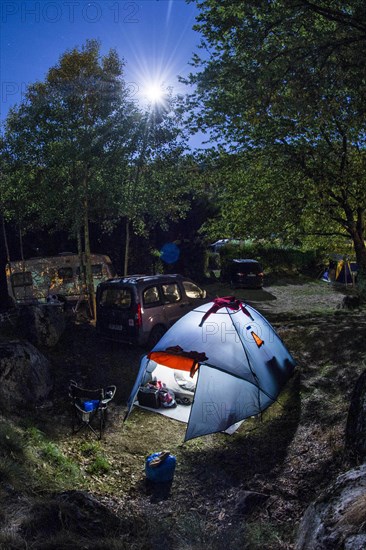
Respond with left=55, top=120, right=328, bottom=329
left=301, top=1, right=366, bottom=34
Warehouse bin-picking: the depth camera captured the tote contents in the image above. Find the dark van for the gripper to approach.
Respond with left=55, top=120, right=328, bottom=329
left=229, top=259, right=264, bottom=289
left=96, top=274, right=207, bottom=347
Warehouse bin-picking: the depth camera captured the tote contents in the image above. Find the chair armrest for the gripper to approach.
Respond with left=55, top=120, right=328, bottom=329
left=104, top=385, right=117, bottom=399
left=74, top=402, right=89, bottom=414
left=100, top=385, right=116, bottom=407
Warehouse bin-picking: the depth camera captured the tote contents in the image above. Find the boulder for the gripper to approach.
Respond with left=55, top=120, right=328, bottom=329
left=345, top=370, right=366, bottom=462
left=0, top=339, right=53, bottom=412
left=234, top=490, right=270, bottom=515
left=20, top=491, right=127, bottom=540
left=17, top=304, right=66, bottom=347
left=1, top=490, right=132, bottom=548
left=295, top=464, right=366, bottom=549
left=339, top=295, right=361, bottom=310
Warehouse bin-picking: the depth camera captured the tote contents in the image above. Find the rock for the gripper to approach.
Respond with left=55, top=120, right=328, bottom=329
left=20, top=490, right=129, bottom=541
left=0, top=339, right=53, bottom=412
left=337, top=295, right=361, bottom=310
left=234, top=490, right=270, bottom=515
left=17, top=304, right=66, bottom=347
left=295, top=464, right=366, bottom=549
left=345, top=370, right=366, bottom=462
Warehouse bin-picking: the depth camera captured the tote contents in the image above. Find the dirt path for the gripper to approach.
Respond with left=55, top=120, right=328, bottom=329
left=229, top=279, right=350, bottom=317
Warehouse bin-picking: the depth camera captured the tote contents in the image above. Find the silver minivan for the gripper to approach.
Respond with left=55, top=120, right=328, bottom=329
left=96, top=274, right=208, bottom=347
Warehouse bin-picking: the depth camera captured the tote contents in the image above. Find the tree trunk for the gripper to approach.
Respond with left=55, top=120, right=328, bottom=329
left=352, top=235, right=366, bottom=271
left=0, top=216, right=12, bottom=310
left=345, top=370, right=366, bottom=463
left=83, top=174, right=96, bottom=319
left=2, top=216, right=10, bottom=264
left=19, top=226, right=24, bottom=263
left=348, top=209, right=366, bottom=298
left=76, top=227, right=86, bottom=289
left=124, top=218, right=130, bottom=276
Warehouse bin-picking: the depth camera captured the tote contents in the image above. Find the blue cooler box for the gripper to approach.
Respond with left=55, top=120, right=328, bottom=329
left=145, top=453, right=176, bottom=482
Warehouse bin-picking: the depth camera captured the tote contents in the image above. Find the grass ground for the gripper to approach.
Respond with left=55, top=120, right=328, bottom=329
left=1, top=277, right=365, bottom=549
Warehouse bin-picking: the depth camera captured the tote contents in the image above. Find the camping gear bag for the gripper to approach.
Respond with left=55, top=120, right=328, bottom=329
left=145, top=452, right=176, bottom=483
left=138, top=381, right=176, bottom=409
left=138, top=386, right=160, bottom=409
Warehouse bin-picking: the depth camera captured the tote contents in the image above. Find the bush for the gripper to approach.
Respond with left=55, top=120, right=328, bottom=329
left=219, top=242, right=323, bottom=280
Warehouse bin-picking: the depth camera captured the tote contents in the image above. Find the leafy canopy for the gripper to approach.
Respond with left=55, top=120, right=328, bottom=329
left=185, top=1, right=366, bottom=268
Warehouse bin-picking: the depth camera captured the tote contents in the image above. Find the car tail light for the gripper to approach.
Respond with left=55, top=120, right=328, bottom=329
left=135, top=303, right=142, bottom=327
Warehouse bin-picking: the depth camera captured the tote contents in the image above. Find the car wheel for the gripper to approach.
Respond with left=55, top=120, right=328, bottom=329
left=148, top=325, right=166, bottom=349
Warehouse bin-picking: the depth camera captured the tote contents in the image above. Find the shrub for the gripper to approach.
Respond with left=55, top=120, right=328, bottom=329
left=219, top=242, right=323, bottom=280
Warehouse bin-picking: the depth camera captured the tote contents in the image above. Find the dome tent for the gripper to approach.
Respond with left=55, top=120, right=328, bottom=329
left=126, top=297, right=296, bottom=441
left=321, top=255, right=358, bottom=286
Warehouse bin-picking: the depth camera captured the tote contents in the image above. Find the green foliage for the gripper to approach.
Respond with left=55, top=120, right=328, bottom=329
left=79, top=440, right=111, bottom=475
left=0, top=421, right=28, bottom=487
left=219, top=241, right=324, bottom=280
left=176, top=238, right=208, bottom=282
left=243, top=521, right=290, bottom=550
left=109, top=94, right=191, bottom=236
left=0, top=419, right=25, bottom=455
left=86, top=455, right=111, bottom=475
left=207, top=251, right=220, bottom=270
left=25, top=427, right=82, bottom=490
left=2, top=40, right=135, bottom=233
left=1, top=40, right=194, bottom=280
left=186, top=1, right=366, bottom=282
left=0, top=422, right=83, bottom=493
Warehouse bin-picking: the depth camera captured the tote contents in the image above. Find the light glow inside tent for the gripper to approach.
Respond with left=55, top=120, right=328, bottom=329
left=126, top=297, right=297, bottom=441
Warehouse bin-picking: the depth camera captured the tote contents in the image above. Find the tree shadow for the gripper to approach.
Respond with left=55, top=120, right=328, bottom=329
left=182, top=371, right=301, bottom=495
left=236, top=287, right=278, bottom=303
left=136, top=478, right=174, bottom=503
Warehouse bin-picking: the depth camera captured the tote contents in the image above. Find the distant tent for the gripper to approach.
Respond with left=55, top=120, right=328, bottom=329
left=126, top=297, right=296, bottom=441
left=321, top=256, right=358, bottom=285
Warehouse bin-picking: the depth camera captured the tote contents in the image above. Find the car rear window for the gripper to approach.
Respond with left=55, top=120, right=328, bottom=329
left=162, top=283, right=181, bottom=303
left=232, top=262, right=262, bottom=274
left=99, top=287, right=132, bottom=309
left=143, top=286, right=161, bottom=307
left=183, top=280, right=206, bottom=299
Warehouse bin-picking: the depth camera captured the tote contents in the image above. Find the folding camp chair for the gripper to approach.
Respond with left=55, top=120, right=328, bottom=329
left=69, top=380, right=116, bottom=439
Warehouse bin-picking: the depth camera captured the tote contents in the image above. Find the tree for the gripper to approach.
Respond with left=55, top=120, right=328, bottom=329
left=184, top=1, right=366, bottom=284
left=2, top=40, right=138, bottom=316
left=105, top=92, right=192, bottom=275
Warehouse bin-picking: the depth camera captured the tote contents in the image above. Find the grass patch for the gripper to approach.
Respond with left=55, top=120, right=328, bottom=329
left=86, top=454, right=111, bottom=475
left=243, top=520, right=291, bottom=550
left=0, top=420, right=25, bottom=455
left=21, top=426, right=83, bottom=491
left=0, top=420, right=83, bottom=494
left=0, top=419, right=28, bottom=489
left=71, top=440, right=112, bottom=475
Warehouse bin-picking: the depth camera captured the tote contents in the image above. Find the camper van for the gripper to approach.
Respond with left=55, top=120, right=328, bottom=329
left=6, top=253, right=116, bottom=305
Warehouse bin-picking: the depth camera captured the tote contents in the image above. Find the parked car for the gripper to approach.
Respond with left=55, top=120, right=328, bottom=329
left=209, top=238, right=241, bottom=253
left=229, top=259, right=264, bottom=289
left=96, top=274, right=208, bottom=347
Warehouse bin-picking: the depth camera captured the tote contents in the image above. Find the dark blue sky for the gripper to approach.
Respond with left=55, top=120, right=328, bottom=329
left=1, top=0, right=205, bottom=146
